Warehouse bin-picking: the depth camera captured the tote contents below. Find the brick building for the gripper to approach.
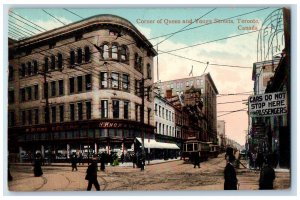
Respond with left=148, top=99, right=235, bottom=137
left=8, top=14, right=157, bottom=160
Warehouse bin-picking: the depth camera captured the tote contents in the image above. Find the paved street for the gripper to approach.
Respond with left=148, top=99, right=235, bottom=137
left=8, top=154, right=290, bottom=192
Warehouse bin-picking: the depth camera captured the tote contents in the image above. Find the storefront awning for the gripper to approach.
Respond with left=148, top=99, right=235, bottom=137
left=136, top=138, right=180, bottom=150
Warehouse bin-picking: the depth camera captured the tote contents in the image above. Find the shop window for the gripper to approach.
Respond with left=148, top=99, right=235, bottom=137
left=34, top=108, right=39, bottom=124
left=111, top=72, right=119, bottom=89
left=77, top=48, right=83, bottom=64
left=59, top=80, right=64, bottom=95
left=116, top=129, right=122, bottom=137
left=70, top=50, right=75, bottom=66
left=57, top=53, right=63, bottom=70
left=27, top=62, right=32, bottom=76
left=8, top=90, right=14, bottom=104
left=85, top=74, right=92, bottom=91
left=69, top=77, right=75, bottom=94
left=51, top=106, right=56, bottom=123
left=44, top=57, right=49, bottom=72
left=70, top=104, right=75, bottom=121
left=78, top=102, right=83, bottom=120
left=84, top=46, right=90, bottom=62
left=100, top=129, right=107, bottom=137
left=34, top=85, right=39, bottom=100
left=77, top=76, right=83, bottom=92
left=122, top=74, right=129, bottom=91
left=124, top=101, right=129, bottom=119
left=80, top=130, right=87, bottom=138
left=101, top=100, right=108, bottom=118
left=112, top=100, right=119, bottom=119
left=50, top=81, right=56, bottom=97
left=100, top=72, right=108, bottom=89
left=86, top=101, right=91, bottom=120
left=59, top=105, right=64, bottom=122
left=88, top=129, right=94, bottom=138
left=50, top=55, right=56, bottom=70
left=109, top=129, right=116, bottom=137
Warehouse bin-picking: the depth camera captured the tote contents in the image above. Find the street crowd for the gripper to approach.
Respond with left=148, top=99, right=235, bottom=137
left=8, top=148, right=277, bottom=191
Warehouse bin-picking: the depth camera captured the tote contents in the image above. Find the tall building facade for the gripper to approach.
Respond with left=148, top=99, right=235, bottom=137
left=155, top=73, right=218, bottom=143
left=8, top=15, right=157, bottom=159
left=217, top=120, right=226, bottom=150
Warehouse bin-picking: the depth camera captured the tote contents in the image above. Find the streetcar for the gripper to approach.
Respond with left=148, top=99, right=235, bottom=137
left=182, top=137, right=210, bottom=162
left=208, top=142, right=220, bottom=158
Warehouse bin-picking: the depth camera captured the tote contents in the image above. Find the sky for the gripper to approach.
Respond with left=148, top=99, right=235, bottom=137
left=8, top=7, right=283, bottom=145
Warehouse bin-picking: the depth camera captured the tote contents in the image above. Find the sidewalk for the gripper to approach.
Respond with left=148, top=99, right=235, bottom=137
left=11, top=158, right=181, bottom=167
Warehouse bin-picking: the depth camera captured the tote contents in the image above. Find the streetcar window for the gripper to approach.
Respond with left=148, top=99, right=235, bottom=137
left=194, top=143, right=198, bottom=151
left=187, top=144, right=193, bottom=151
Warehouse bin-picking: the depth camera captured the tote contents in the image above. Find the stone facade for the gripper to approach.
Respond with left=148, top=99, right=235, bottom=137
left=8, top=15, right=157, bottom=158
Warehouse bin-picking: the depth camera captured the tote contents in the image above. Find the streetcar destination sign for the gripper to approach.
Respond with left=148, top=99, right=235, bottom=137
left=248, top=92, right=287, bottom=117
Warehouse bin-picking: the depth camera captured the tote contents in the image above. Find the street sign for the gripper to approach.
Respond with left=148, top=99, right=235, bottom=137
left=248, top=92, right=287, bottom=117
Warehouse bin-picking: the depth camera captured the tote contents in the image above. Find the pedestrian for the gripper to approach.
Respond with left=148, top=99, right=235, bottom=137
left=8, top=163, right=13, bottom=181
left=259, top=155, right=276, bottom=190
left=252, top=152, right=257, bottom=169
left=100, top=152, right=106, bottom=171
left=71, top=153, right=78, bottom=171
left=140, top=155, right=145, bottom=171
left=224, top=155, right=238, bottom=190
left=256, top=151, right=264, bottom=170
left=85, top=160, right=100, bottom=191
left=132, top=153, right=137, bottom=168
left=33, top=153, right=43, bottom=177
left=193, top=152, right=200, bottom=168
left=78, top=153, right=83, bottom=165
left=272, top=150, right=279, bottom=168
left=121, top=152, right=125, bottom=164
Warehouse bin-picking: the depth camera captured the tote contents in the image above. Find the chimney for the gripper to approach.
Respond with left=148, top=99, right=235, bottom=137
left=166, top=89, right=173, bottom=99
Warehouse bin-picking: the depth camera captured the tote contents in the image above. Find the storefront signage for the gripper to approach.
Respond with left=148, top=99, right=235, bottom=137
left=99, top=122, right=136, bottom=129
left=249, top=92, right=287, bottom=117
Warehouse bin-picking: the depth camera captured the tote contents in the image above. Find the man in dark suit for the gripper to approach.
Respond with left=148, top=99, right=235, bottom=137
left=224, top=155, right=238, bottom=190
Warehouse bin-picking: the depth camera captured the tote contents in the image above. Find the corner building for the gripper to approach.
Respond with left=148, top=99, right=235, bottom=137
left=8, top=15, right=157, bottom=159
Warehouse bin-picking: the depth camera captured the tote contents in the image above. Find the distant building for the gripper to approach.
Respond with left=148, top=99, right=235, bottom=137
left=155, top=73, right=218, bottom=143
left=217, top=120, right=226, bottom=150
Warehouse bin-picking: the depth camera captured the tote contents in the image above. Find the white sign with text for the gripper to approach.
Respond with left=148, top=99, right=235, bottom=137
left=248, top=92, right=287, bottom=117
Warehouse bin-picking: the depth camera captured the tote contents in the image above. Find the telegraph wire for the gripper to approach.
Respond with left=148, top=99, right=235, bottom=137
left=8, top=13, right=45, bottom=33
left=9, top=9, right=270, bottom=71
left=217, top=100, right=247, bottom=104
left=9, top=21, right=37, bottom=35
left=42, top=9, right=67, bottom=25
left=63, top=8, right=84, bottom=19
left=217, top=108, right=248, bottom=117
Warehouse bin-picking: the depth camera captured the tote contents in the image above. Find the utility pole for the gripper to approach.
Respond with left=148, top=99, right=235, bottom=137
left=43, top=70, right=50, bottom=124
